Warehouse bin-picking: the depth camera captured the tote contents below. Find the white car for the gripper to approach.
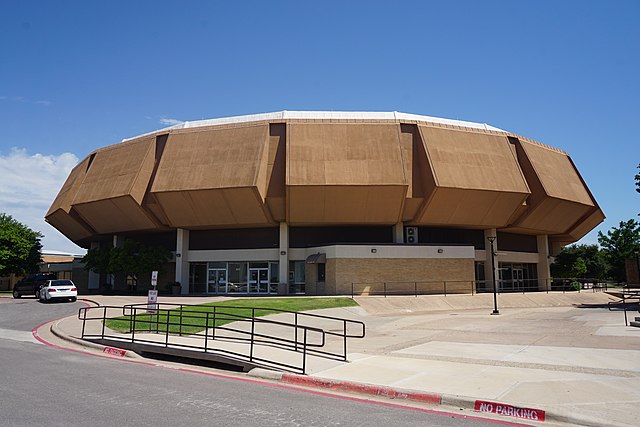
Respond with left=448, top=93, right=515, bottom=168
left=38, top=279, right=78, bottom=303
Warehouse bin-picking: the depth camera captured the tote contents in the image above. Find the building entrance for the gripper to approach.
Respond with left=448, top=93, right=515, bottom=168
left=512, top=267, right=524, bottom=291
left=207, top=268, right=227, bottom=293
left=248, top=268, right=269, bottom=293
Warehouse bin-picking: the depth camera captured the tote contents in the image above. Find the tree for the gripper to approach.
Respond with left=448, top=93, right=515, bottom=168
left=81, top=245, right=113, bottom=275
left=0, top=213, right=43, bottom=277
left=108, top=240, right=171, bottom=280
left=551, top=244, right=608, bottom=279
left=636, top=163, right=640, bottom=215
left=598, top=219, right=640, bottom=281
left=82, top=240, right=171, bottom=287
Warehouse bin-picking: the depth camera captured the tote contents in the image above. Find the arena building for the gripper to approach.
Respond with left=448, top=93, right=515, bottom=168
left=45, top=111, right=604, bottom=295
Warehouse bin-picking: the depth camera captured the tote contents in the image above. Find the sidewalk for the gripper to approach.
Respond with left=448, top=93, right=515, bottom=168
left=46, top=292, right=640, bottom=426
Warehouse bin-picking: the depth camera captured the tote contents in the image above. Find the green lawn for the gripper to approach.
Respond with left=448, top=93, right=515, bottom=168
left=104, top=297, right=358, bottom=335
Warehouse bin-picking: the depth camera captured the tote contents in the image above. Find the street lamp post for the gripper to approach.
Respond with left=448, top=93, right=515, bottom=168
left=635, top=250, right=640, bottom=286
left=487, top=236, right=500, bottom=315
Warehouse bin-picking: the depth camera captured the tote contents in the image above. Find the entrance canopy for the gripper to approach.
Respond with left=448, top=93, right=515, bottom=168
left=306, top=253, right=326, bottom=264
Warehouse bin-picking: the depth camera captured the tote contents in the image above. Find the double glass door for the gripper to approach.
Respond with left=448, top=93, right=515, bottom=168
left=248, top=268, right=269, bottom=293
left=208, top=268, right=227, bottom=293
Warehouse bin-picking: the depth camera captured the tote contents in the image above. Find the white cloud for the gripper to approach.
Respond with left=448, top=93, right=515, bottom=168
left=0, top=96, right=52, bottom=106
left=159, top=117, right=181, bottom=126
left=0, top=148, right=84, bottom=254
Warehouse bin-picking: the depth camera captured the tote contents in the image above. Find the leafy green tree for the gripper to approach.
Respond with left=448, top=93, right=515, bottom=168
left=0, top=213, right=43, bottom=277
left=636, top=163, right=640, bottom=216
left=551, top=244, right=608, bottom=279
left=598, top=219, right=640, bottom=281
left=82, top=240, right=171, bottom=285
left=108, top=240, right=171, bottom=278
left=571, top=257, right=587, bottom=278
left=81, top=245, right=114, bottom=275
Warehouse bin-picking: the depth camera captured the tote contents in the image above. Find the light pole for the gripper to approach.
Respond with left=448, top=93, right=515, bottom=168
left=635, top=250, right=640, bottom=286
left=487, top=236, right=500, bottom=315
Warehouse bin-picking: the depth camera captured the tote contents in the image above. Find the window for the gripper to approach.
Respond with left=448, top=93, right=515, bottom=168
left=289, top=261, right=306, bottom=294
left=317, top=263, right=326, bottom=282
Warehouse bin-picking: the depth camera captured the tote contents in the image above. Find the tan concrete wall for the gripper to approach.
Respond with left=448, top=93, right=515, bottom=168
left=323, top=257, right=474, bottom=295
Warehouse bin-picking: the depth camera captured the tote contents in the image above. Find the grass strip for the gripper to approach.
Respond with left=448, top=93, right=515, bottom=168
left=104, top=297, right=358, bottom=335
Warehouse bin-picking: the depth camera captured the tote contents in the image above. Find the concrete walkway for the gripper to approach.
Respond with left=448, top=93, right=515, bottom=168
left=41, top=292, right=640, bottom=426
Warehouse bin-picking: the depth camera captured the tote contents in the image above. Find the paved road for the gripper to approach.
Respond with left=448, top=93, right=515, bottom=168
left=0, top=298, right=510, bottom=427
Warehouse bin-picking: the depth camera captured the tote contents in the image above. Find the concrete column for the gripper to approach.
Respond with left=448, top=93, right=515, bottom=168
left=111, top=235, right=125, bottom=288
left=278, top=222, right=289, bottom=295
left=88, top=241, right=100, bottom=290
left=484, top=229, right=498, bottom=292
left=393, top=222, right=404, bottom=244
left=176, top=229, right=190, bottom=294
left=537, top=235, right=551, bottom=291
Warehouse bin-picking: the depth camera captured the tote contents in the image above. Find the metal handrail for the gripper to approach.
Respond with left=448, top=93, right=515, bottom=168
left=351, top=280, right=477, bottom=298
left=122, top=302, right=365, bottom=361
left=606, top=291, right=640, bottom=326
left=79, top=305, right=325, bottom=373
left=78, top=303, right=365, bottom=373
left=351, top=278, right=621, bottom=298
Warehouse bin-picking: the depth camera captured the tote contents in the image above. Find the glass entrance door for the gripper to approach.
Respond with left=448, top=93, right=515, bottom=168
left=512, top=267, right=524, bottom=291
left=248, top=268, right=269, bottom=293
left=208, top=268, right=227, bottom=294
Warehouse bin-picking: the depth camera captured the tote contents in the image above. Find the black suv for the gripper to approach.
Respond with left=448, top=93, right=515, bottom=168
left=13, top=273, right=57, bottom=298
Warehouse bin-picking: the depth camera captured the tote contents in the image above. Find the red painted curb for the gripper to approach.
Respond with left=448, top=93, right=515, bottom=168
left=281, top=374, right=442, bottom=405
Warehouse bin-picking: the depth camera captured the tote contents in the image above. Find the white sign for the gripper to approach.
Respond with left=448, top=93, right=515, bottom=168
left=151, top=270, right=158, bottom=288
left=147, top=289, right=158, bottom=314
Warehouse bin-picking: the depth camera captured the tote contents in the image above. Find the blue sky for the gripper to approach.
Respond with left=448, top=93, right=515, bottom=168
left=1, top=1, right=638, bottom=253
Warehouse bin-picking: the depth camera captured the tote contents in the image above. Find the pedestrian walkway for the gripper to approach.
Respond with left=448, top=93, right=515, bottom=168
left=45, top=292, right=640, bottom=426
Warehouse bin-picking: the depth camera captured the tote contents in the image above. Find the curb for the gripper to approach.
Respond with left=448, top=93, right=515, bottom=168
left=78, top=297, right=101, bottom=307
left=49, top=318, right=141, bottom=359
left=280, top=374, right=442, bottom=405
left=248, top=370, right=614, bottom=427
left=247, top=369, right=445, bottom=406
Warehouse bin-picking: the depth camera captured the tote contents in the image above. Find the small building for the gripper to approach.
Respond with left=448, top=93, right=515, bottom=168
left=44, top=111, right=604, bottom=295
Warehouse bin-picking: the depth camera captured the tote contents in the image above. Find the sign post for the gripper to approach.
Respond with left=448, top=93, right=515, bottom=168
left=147, top=270, right=159, bottom=314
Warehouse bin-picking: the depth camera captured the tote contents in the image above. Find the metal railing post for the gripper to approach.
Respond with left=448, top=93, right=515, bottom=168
left=343, top=319, right=347, bottom=361
left=101, top=307, right=106, bottom=339
left=212, top=306, right=216, bottom=340
left=165, top=309, right=170, bottom=347
left=444, top=281, right=447, bottom=296
left=179, top=305, right=183, bottom=336
left=384, top=282, right=387, bottom=298
left=204, top=312, right=209, bottom=352
left=249, top=308, right=255, bottom=362
left=623, top=295, right=628, bottom=326
left=80, top=308, right=86, bottom=338
left=415, top=282, right=417, bottom=297
left=302, top=328, right=308, bottom=374
left=351, top=283, right=354, bottom=299
left=295, top=312, right=299, bottom=352
left=131, top=308, right=137, bottom=343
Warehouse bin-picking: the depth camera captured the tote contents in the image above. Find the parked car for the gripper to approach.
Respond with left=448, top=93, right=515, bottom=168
left=12, top=273, right=57, bottom=298
left=38, top=279, right=77, bottom=303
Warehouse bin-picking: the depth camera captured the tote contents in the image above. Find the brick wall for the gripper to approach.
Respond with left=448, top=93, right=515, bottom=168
left=324, top=258, right=475, bottom=295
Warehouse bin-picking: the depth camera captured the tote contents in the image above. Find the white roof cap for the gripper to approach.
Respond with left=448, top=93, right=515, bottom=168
left=123, top=111, right=505, bottom=142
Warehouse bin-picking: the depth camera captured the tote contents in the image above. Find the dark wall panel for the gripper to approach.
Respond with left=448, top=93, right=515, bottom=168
left=190, top=228, right=279, bottom=250
left=497, top=231, right=538, bottom=253
left=289, top=226, right=393, bottom=248
left=417, top=227, right=485, bottom=249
